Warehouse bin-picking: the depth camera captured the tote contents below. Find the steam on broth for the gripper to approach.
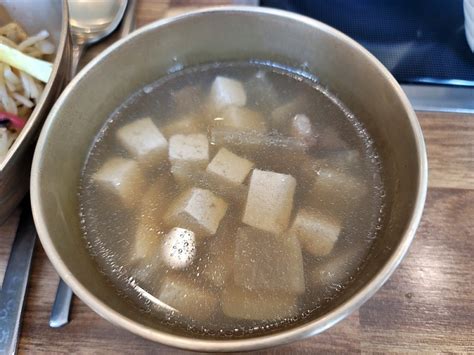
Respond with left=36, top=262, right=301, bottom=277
left=79, top=62, right=385, bottom=337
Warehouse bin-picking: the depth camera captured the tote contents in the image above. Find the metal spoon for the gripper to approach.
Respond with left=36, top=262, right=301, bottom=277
left=49, top=0, right=130, bottom=329
left=68, top=0, right=128, bottom=76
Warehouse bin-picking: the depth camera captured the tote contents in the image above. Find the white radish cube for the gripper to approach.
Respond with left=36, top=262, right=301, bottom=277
left=290, top=209, right=341, bottom=256
left=242, top=169, right=296, bottom=234
left=161, top=227, right=196, bottom=269
left=213, top=106, right=267, bottom=132
left=131, top=176, right=173, bottom=264
left=92, top=157, right=145, bottom=207
left=221, top=283, right=298, bottom=321
left=164, top=187, right=228, bottom=236
left=309, top=167, right=367, bottom=214
left=116, top=118, right=168, bottom=163
left=310, top=248, right=365, bottom=287
left=209, top=76, right=246, bottom=111
left=206, top=148, right=254, bottom=186
left=158, top=275, right=218, bottom=321
left=233, top=226, right=305, bottom=295
left=160, top=115, right=202, bottom=139
left=169, top=133, right=208, bottom=171
left=315, top=150, right=361, bottom=173
left=201, top=220, right=235, bottom=288
left=132, top=221, right=162, bottom=264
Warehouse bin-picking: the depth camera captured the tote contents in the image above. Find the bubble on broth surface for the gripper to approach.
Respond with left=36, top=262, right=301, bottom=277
left=78, top=61, right=387, bottom=338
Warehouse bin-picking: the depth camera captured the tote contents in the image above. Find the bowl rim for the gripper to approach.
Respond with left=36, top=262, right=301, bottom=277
left=31, top=6, right=428, bottom=352
left=0, top=0, right=70, bottom=171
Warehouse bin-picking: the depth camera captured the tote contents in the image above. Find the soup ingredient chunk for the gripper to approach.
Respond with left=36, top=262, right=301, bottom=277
left=233, top=226, right=305, bottom=295
left=201, top=224, right=235, bottom=288
left=290, top=209, right=341, bottom=256
left=290, top=114, right=317, bottom=148
left=116, top=117, right=168, bottom=163
left=131, top=176, right=174, bottom=263
left=213, top=106, right=267, bottom=133
left=157, top=275, right=218, bottom=321
left=92, top=157, right=145, bottom=206
left=245, top=70, right=280, bottom=108
left=169, top=133, right=209, bottom=181
left=160, top=115, right=202, bottom=139
left=210, top=128, right=307, bottom=155
left=164, top=187, right=228, bottom=236
left=171, top=85, right=201, bottom=113
left=316, top=150, right=361, bottom=173
left=242, top=169, right=296, bottom=234
left=132, top=223, right=161, bottom=264
left=221, top=283, right=298, bottom=321
left=209, top=76, right=246, bottom=110
left=271, top=96, right=307, bottom=132
left=310, top=167, right=367, bottom=213
left=206, top=148, right=254, bottom=186
left=161, top=227, right=196, bottom=269
left=310, top=248, right=363, bottom=287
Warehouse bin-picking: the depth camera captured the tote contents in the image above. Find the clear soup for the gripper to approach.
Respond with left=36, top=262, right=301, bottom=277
left=79, top=62, right=385, bottom=337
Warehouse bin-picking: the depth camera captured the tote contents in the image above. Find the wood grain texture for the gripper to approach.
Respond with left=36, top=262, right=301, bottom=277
left=418, top=112, right=474, bottom=190
left=0, top=0, right=471, bottom=353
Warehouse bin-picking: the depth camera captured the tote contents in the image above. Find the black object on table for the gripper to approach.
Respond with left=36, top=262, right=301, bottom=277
left=261, top=0, right=474, bottom=87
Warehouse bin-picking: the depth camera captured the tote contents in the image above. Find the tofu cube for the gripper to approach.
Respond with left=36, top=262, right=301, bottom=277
left=164, top=187, right=228, bottom=236
left=233, top=226, right=305, bottom=295
left=160, top=115, right=203, bottom=139
left=116, top=118, right=168, bottom=163
left=161, top=227, right=196, bottom=270
left=157, top=275, right=218, bottom=321
left=242, top=169, right=296, bottom=234
left=209, top=76, right=246, bottom=111
left=213, top=106, right=267, bottom=133
left=168, top=133, right=209, bottom=180
left=92, top=157, right=145, bottom=207
left=206, top=148, right=254, bottom=186
left=290, top=209, right=341, bottom=256
left=221, top=284, right=298, bottom=321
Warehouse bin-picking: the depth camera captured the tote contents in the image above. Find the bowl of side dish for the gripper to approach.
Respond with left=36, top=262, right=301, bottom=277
left=0, top=0, right=69, bottom=223
left=30, top=7, right=427, bottom=352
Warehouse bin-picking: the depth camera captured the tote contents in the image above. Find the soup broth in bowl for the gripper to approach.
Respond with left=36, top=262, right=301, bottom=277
left=78, top=61, right=386, bottom=337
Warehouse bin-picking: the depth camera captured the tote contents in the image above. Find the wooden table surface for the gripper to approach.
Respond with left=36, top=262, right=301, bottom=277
left=0, top=0, right=473, bottom=353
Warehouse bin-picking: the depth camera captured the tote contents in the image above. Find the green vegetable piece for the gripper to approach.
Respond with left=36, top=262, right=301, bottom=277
left=0, top=43, right=52, bottom=83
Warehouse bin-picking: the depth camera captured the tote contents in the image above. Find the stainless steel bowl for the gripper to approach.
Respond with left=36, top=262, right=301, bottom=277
left=0, top=0, right=70, bottom=223
left=30, top=7, right=427, bottom=352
